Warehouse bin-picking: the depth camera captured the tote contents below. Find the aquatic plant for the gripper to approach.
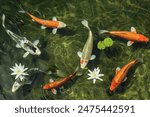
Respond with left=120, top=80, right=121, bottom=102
left=97, top=41, right=105, bottom=50
left=87, top=67, right=104, bottom=84
left=103, top=37, right=114, bottom=47
left=97, top=37, right=114, bottom=50
left=10, top=63, right=28, bottom=80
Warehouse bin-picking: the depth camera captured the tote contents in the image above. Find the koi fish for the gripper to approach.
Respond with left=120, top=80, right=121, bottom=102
left=19, top=10, right=66, bottom=34
left=43, top=67, right=79, bottom=94
left=110, top=59, right=140, bottom=92
left=99, top=27, right=149, bottom=46
left=12, top=76, right=32, bottom=92
left=2, top=14, right=41, bottom=58
left=77, top=20, right=96, bottom=69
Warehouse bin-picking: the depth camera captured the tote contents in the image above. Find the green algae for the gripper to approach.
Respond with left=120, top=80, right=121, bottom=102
left=0, top=0, right=150, bottom=100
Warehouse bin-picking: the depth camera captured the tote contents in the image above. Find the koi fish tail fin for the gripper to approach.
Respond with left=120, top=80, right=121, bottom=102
left=75, top=65, right=83, bottom=76
left=99, top=30, right=109, bottom=34
left=135, top=58, right=143, bottom=64
left=18, top=9, right=26, bottom=14
left=81, top=19, right=90, bottom=30
left=2, top=14, right=6, bottom=29
left=74, top=66, right=80, bottom=73
left=17, top=2, right=27, bottom=14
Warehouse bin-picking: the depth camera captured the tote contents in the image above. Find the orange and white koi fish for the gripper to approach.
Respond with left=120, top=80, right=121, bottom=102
left=43, top=68, right=79, bottom=94
left=19, top=10, right=66, bottom=34
left=110, top=59, right=141, bottom=92
left=100, top=27, right=149, bottom=46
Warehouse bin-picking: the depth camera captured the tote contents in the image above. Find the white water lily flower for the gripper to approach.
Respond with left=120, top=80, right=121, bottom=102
left=10, top=63, right=29, bottom=79
left=87, top=67, right=104, bottom=84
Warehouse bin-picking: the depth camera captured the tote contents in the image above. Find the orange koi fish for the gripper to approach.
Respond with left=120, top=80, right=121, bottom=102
left=100, top=27, right=149, bottom=46
left=110, top=59, right=140, bottom=92
left=43, top=68, right=79, bottom=94
left=19, top=10, right=66, bottom=34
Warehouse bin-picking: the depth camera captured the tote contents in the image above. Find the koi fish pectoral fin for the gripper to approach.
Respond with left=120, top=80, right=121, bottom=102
left=23, top=52, right=30, bottom=58
left=49, top=78, right=54, bottom=83
left=16, top=44, right=21, bottom=48
left=123, top=77, right=128, bottom=82
left=77, top=51, right=83, bottom=58
left=127, top=41, right=134, bottom=46
left=130, top=27, right=137, bottom=33
left=116, top=67, right=121, bottom=74
left=52, top=28, right=57, bottom=34
left=32, top=19, right=35, bottom=22
left=52, top=17, right=57, bottom=21
left=90, top=54, right=96, bottom=60
left=51, top=88, right=57, bottom=94
left=41, top=25, right=47, bottom=29
left=33, top=40, right=39, bottom=46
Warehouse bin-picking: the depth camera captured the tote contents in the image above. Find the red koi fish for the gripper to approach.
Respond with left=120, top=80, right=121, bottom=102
left=43, top=69, right=79, bottom=94
left=110, top=59, right=140, bottom=92
left=19, top=10, right=66, bottom=34
left=100, top=27, right=149, bottom=46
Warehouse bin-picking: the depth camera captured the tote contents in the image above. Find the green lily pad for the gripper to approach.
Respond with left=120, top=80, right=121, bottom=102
left=103, top=37, right=113, bottom=47
left=97, top=41, right=105, bottom=50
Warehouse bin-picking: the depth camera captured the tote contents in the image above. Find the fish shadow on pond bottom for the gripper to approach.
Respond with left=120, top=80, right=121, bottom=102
left=46, top=27, right=76, bottom=36
left=106, top=61, right=142, bottom=96
left=21, top=72, right=45, bottom=97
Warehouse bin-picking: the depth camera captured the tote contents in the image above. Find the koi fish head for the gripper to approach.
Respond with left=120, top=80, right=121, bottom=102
left=58, top=21, right=66, bottom=28
left=43, top=84, right=52, bottom=90
left=138, top=34, right=149, bottom=42
left=80, top=59, right=88, bottom=69
left=109, top=80, right=118, bottom=92
left=34, top=47, right=41, bottom=55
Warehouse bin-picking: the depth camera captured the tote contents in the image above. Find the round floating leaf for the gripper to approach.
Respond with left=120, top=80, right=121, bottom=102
left=103, top=37, right=113, bottom=47
left=97, top=41, right=105, bottom=50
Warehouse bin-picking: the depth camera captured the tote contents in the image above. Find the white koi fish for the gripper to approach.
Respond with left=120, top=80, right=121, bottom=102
left=2, top=14, right=41, bottom=58
left=12, top=76, right=32, bottom=92
left=77, top=20, right=96, bottom=69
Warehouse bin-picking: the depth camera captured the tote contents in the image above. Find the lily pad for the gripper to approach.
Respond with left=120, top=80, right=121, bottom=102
left=103, top=37, right=114, bottom=47
left=97, top=41, right=105, bottom=50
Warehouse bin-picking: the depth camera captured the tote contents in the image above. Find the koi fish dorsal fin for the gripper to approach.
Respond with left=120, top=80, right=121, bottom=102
left=116, top=67, right=121, bottom=74
left=130, top=27, right=137, bottom=33
left=127, top=41, right=134, bottom=46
